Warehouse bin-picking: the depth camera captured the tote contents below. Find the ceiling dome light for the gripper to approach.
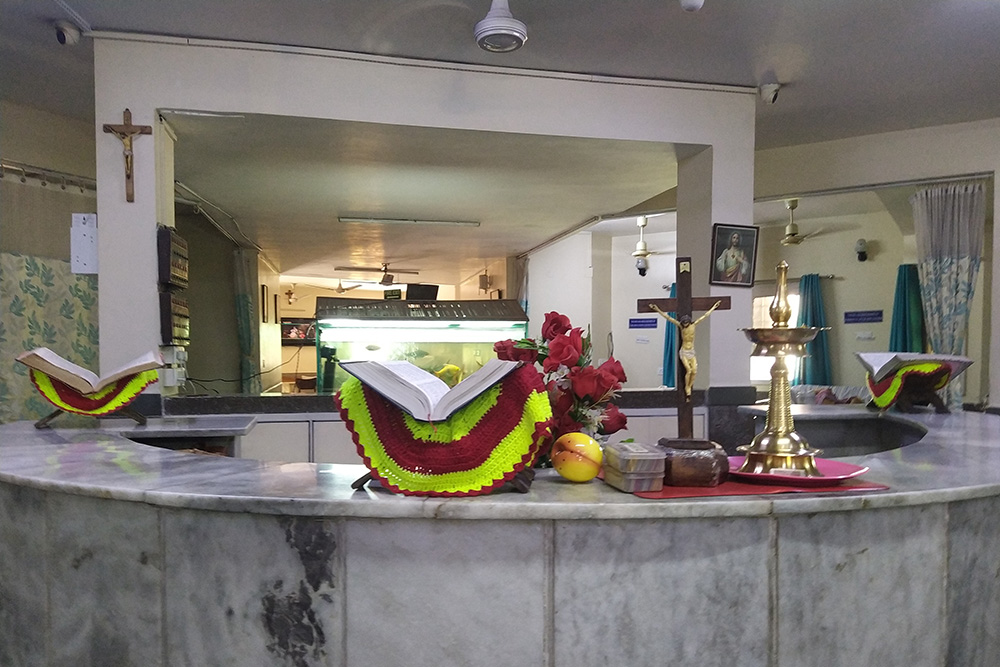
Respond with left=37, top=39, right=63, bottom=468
left=680, top=0, right=705, bottom=11
left=475, top=0, right=527, bottom=53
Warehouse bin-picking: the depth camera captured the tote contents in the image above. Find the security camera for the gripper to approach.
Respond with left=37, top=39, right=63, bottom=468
left=759, top=82, right=781, bottom=105
left=55, top=21, right=80, bottom=46
left=855, top=238, right=869, bottom=262
left=636, top=256, right=649, bottom=277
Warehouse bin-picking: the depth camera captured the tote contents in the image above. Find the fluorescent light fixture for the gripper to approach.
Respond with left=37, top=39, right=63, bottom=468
left=338, top=217, right=480, bottom=227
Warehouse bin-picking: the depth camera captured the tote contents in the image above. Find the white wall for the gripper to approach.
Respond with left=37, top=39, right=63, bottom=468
left=755, top=210, right=905, bottom=388
left=756, top=118, right=999, bottom=406
left=609, top=231, right=677, bottom=388
left=91, top=33, right=756, bottom=387
left=525, top=234, right=592, bottom=339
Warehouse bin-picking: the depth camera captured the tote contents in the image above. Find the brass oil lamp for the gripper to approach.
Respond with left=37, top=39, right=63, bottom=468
left=738, top=261, right=828, bottom=476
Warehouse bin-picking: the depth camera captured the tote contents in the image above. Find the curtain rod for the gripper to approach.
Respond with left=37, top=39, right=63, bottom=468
left=755, top=273, right=841, bottom=283
left=0, top=160, right=96, bottom=195
left=756, top=172, right=993, bottom=204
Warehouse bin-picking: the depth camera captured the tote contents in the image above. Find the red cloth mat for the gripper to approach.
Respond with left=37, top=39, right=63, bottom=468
left=632, top=477, right=888, bottom=499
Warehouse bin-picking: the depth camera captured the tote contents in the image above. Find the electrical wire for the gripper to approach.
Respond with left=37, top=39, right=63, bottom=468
left=186, top=344, right=308, bottom=386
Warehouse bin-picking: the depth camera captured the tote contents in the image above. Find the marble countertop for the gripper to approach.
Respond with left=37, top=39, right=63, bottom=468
left=113, top=415, right=257, bottom=439
left=3, top=409, right=1000, bottom=520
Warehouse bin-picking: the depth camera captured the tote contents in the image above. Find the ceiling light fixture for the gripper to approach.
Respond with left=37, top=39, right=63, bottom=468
left=679, top=0, right=705, bottom=11
left=475, top=0, right=527, bottom=53
left=338, top=217, right=480, bottom=227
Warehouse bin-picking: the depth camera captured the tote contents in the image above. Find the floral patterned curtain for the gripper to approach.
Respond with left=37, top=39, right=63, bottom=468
left=0, top=253, right=99, bottom=423
left=910, top=181, right=986, bottom=410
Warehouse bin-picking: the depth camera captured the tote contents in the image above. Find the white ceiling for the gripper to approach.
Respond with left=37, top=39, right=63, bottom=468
left=4, top=0, right=1000, bottom=285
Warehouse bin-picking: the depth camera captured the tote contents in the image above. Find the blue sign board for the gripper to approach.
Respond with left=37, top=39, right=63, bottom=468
left=629, top=317, right=659, bottom=329
left=844, top=310, right=883, bottom=324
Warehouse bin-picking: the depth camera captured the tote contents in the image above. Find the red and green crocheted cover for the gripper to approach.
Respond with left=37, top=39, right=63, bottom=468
left=865, top=361, right=952, bottom=409
left=29, top=368, right=159, bottom=416
left=335, top=364, right=552, bottom=496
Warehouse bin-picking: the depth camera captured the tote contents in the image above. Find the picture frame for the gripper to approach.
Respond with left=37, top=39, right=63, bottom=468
left=709, top=223, right=758, bottom=287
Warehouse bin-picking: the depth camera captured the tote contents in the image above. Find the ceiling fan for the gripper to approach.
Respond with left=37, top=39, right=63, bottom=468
left=334, top=279, right=361, bottom=294
left=333, top=262, right=420, bottom=276
left=333, top=262, right=420, bottom=287
left=780, top=199, right=827, bottom=246
left=631, top=215, right=667, bottom=275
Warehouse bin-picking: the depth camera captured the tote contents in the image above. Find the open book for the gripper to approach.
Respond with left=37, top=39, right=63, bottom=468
left=16, top=347, right=163, bottom=395
left=856, top=352, right=972, bottom=384
left=339, top=357, right=521, bottom=422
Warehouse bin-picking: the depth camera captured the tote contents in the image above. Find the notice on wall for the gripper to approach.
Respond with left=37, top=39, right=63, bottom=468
left=844, top=310, right=883, bottom=324
left=629, top=317, right=658, bottom=329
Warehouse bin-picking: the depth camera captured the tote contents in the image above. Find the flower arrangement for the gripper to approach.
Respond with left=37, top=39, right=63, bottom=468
left=494, top=312, right=628, bottom=445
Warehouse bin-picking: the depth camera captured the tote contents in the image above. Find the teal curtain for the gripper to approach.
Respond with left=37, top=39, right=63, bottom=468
left=889, top=264, right=926, bottom=353
left=795, top=274, right=832, bottom=385
left=661, top=283, right=677, bottom=387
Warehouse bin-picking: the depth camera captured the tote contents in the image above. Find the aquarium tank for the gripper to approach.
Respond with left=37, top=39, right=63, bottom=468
left=314, top=298, right=529, bottom=394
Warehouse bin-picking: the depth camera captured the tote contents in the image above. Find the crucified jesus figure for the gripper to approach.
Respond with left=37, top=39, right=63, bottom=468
left=651, top=300, right=722, bottom=399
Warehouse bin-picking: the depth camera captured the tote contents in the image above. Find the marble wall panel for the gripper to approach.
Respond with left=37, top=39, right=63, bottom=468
left=776, top=505, right=946, bottom=667
left=163, top=509, right=341, bottom=667
left=554, top=517, right=771, bottom=667
left=46, top=492, right=164, bottom=667
left=344, top=518, right=546, bottom=666
left=946, top=497, right=1000, bottom=666
left=0, top=483, right=49, bottom=667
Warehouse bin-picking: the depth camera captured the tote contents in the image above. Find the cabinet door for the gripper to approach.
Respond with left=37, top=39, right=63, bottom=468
left=314, top=421, right=363, bottom=464
left=239, top=422, right=309, bottom=462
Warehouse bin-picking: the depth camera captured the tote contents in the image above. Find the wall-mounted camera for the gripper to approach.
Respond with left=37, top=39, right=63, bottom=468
left=635, top=256, right=649, bottom=277
left=55, top=21, right=81, bottom=46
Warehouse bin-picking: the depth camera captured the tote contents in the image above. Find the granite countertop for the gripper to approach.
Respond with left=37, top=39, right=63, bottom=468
left=2, top=410, right=1000, bottom=520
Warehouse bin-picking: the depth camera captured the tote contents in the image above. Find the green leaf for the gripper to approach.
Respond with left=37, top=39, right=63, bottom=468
left=26, top=313, right=42, bottom=337
left=72, top=341, right=98, bottom=368
left=59, top=299, right=76, bottom=319
left=42, top=321, right=58, bottom=345
left=9, top=295, right=25, bottom=317
left=70, top=283, right=97, bottom=309
left=39, top=265, right=55, bottom=287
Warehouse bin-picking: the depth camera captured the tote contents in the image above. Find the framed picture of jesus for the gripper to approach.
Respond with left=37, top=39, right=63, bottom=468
left=709, top=223, right=758, bottom=287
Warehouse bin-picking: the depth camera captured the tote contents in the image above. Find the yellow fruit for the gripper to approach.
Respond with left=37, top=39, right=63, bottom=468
left=551, top=432, right=602, bottom=482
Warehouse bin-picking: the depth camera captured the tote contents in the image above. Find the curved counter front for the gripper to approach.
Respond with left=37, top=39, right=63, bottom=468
left=2, top=409, right=1000, bottom=666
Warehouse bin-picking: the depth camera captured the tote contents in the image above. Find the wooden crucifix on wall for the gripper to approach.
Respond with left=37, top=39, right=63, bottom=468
left=103, top=108, right=152, bottom=203
left=637, top=256, right=730, bottom=439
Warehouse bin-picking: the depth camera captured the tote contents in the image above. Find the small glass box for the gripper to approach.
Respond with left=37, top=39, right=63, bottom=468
left=603, top=467, right=664, bottom=493
left=603, top=441, right=666, bottom=474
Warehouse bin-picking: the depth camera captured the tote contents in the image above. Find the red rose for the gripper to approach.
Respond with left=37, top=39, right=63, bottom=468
left=541, top=312, right=572, bottom=341
left=598, top=403, right=627, bottom=435
left=550, top=388, right=575, bottom=416
left=542, top=328, right=583, bottom=373
left=494, top=339, right=517, bottom=360
left=568, top=365, right=602, bottom=401
left=494, top=339, right=538, bottom=363
left=598, top=357, right=627, bottom=384
left=554, top=410, right=584, bottom=437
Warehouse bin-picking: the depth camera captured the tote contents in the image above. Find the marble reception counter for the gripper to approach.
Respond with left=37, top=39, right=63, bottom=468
left=2, top=408, right=1000, bottom=666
